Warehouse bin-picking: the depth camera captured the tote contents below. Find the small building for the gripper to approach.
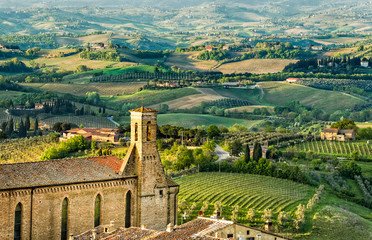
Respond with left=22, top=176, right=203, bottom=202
left=311, top=45, right=323, bottom=51
left=73, top=216, right=293, bottom=240
left=61, top=128, right=121, bottom=143
left=222, top=45, right=230, bottom=51
left=206, top=46, right=215, bottom=52
left=286, top=78, right=299, bottom=83
left=321, top=128, right=355, bottom=141
left=361, top=61, right=369, bottom=68
left=38, top=123, right=51, bottom=131
left=222, top=82, right=246, bottom=88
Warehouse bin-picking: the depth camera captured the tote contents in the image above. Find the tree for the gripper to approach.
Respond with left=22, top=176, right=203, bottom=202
left=33, top=118, right=39, bottom=135
left=207, top=125, right=221, bottom=139
left=231, top=205, right=239, bottom=222
left=331, top=118, right=358, bottom=131
left=294, top=204, right=305, bottom=230
left=246, top=208, right=255, bottom=222
left=25, top=115, right=30, bottom=131
left=253, top=142, right=262, bottom=161
left=76, top=65, right=90, bottom=73
left=18, top=119, right=27, bottom=137
left=262, top=209, right=273, bottom=222
left=200, top=201, right=209, bottom=215
left=5, top=118, right=13, bottom=136
left=229, top=139, right=242, bottom=157
left=214, top=201, right=223, bottom=214
left=244, top=144, right=250, bottom=163
left=277, top=211, right=290, bottom=227
left=91, top=140, right=97, bottom=150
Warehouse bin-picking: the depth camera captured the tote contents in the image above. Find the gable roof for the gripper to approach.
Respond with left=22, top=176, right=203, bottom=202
left=322, top=128, right=339, bottom=133
left=0, top=156, right=130, bottom=190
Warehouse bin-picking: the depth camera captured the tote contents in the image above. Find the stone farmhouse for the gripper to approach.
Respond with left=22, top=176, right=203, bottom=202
left=0, top=107, right=179, bottom=240
left=73, top=214, right=293, bottom=240
left=61, top=128, right=121, bottom=144
left=321, top=128, right=355, bottom=141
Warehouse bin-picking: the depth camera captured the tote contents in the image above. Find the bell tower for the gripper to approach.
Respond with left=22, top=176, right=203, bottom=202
left=120, top=107, right=178, bottom=230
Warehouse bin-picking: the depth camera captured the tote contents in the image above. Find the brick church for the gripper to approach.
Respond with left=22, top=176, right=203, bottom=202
left=0, top=107, right=179, bottom=240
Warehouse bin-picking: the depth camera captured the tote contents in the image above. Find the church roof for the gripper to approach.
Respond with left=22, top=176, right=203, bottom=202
left=0, top=156, right=130, bottom=190
left=130, top=107, right=158, bottom=113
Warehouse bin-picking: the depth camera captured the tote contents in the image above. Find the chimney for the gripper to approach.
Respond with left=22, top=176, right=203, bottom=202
left=211, top=209, right=221, bottom=219
left=141, top=224, right=147, bottom=230
left=69, top=234, right=74, bottom=240
left=166, top=223, right=174, bottom=232
left=265, top=220, right=273, bottom=232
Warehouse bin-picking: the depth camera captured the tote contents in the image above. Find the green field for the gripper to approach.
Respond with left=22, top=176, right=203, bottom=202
left=0, top=90, right=26, bottom=101
left=105, top=87, right=199, bottom=107
left=260, top=82, right=366, bottom=112
left=290, top=140, right=372, bottom=158
left=41, top=115, right=116, bottom=129
left=21, top=82, right=146, bottom=96
left=175, top=172, right=313, bottom=220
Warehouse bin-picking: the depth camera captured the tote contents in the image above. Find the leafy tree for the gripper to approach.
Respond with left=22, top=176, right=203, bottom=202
left=262, top=208, right=273, bottom=222
left=207, top=125, right=221, bottom=139
left=229, top=139, right=242, bottom=157
left=246, top=208, right=255, bottom=222
left=339, top=161, right=362, bottom=178
left=0, top=131, right=7, bottom=139
left=277, top=211, right=290, bottom=227
left=76, top=65, right=90, bottom=73
left=231, top=205, right=239, bottom=222
left=253, top=142, right=262, bottom=161
left=331, top=118, right=358, bottom=131
left=244, top=144, right=250, bottom=163
left=91, top=140, right=97, bottom=150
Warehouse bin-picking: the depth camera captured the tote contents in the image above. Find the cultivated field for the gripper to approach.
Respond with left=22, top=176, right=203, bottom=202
left=260, top=82, right=365, bottom=112
left=41, top=115, right=116, bottom=128
left=226, top=105, right=275, bottom=113
left=0, top=135, right=59, bottom=164
left=165, top=52, right=218, bottom=72
left=290, top=140, right=372, bottom=158
left=216, top=59, right=298, bottom=74
left=152, top=88, right=225, bottom=110
left=21, top=82, right=146, bottom=96
left=0, top=90, right=26, bottom=101
left=175, top=172, right=313, bottom=221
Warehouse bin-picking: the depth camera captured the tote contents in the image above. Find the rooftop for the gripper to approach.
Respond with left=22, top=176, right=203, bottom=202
left=130, top=107, right=158, bottom=113
left=0, top=156, right=127, bottom=190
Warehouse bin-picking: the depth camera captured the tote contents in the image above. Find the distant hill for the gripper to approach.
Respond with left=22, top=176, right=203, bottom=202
left=0, top=0, right=371, bottom=36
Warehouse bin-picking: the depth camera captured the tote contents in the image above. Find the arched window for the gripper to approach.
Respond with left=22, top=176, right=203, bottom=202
left=94, top=195, right=102, bottom=227
left=14, top=203, right=22, bottom=240
left=146, top=121, right=151, bottom=141
left=134, top=123, right=138, bottom=141
left=125, top=191, right=132, bottom=228
left=61, top=198, right=68, bottom=240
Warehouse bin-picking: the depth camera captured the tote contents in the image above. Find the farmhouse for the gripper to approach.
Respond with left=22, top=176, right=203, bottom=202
left=321, top=128, right=355, bottom=141
left=286, top=78, right=299, bottom=83
left=206, top=46, right=216, bottom=52
left=222, top=45, right=230, bottom=51
left=0, top=107, right=179, bottom=240
left=311, top=45, right=323, bottom=51
left=61, top=128, right=121, bottom=143
left=361, top=60, right=369, bottom=68
left=73, top=215, right=293, bottom=240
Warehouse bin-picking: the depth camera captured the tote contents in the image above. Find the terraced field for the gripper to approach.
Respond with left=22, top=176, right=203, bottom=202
left=0, top=90, right=26, bottom=101
left=0, top=136, right=59, bottom=163
left=217, top=59, right=297, bottom=74
left=291, top=140, right=372, bottom=158
left=175, top=172, right=313, bottom=221
left=21, top=82, right=146, bottom=96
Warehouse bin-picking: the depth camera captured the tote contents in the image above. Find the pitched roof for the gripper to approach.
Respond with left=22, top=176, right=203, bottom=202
left=130, top=107, right=158, bottom=113
left=322, top=128, right=339, bottom=133
left=0, top=156, right=129, bottom=190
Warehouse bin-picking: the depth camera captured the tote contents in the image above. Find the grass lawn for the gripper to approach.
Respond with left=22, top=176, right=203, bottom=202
left=260, top=82, right=365, bottom=112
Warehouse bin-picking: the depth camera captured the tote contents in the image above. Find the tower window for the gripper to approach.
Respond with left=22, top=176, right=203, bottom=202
left=125, top=191, right=132, bottom=228
left=146, top=121, right=151, bottom=141
left=61, top=198, right=68, bottom=240
left=14, top=203, right=22, bottom=240
left=159, top=190, right=163, bottom=198
left=94, top=194, right=102, bottom=227
left=134, top=123, right=138, bottom=141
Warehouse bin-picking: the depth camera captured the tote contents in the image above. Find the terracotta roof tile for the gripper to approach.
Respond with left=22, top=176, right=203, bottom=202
left=0, top=156, right=130, bottom=190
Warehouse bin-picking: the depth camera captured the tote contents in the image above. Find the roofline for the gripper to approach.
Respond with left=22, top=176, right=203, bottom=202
left=0, top=175, right=138, bottom=192
left=234, top=222, right=295, bottom=240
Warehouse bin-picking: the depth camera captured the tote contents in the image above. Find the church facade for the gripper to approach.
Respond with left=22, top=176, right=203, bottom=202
left=0, top=107, right=179, bottom=240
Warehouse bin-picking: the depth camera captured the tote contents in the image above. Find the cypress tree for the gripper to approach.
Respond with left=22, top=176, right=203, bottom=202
left=253, top=142, right=262, bottom=161
left=5, top=118, right=14, bottom=136
left=25, top=115, right=30, bottom=131
left=33, top=118, right=39, bottom=135
left=244, top=144, right=250, bottom=163
left=18, top=119, right=27, bottom=137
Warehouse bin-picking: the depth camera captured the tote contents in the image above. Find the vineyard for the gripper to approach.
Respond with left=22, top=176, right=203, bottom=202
left=203, top=98, right=252, bottom=109
left=224, top=132, right=311, bottom=147
left=0, top=135, right=59, bottom=163
left=289, top=140, right=372, bottom=158
left=297, top=78, right=372, bottom=92
left=175, top=172, right=313, bottom=222
left=41, top=115, right=116, bottom=129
